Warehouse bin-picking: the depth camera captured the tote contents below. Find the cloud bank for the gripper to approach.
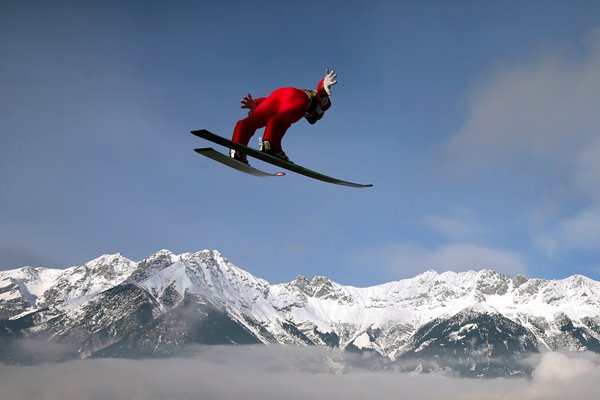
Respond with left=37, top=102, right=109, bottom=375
left=1, top=346, right=599, bottom=400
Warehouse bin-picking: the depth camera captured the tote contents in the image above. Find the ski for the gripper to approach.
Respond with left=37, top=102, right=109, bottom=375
left=191, top=129, right=373, bottom=188
left=194, top=147, right=285, bottom=177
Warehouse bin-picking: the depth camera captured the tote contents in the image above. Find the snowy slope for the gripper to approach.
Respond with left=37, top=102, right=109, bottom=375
left=1, top=253, right=137, bottom=318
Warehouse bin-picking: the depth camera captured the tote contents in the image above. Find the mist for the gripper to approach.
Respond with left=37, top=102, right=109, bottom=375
left=1, top=345, right=599, bottom=400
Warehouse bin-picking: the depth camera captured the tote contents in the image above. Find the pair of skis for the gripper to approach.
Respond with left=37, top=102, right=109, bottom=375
left=192, top=129, right=372, bottom=188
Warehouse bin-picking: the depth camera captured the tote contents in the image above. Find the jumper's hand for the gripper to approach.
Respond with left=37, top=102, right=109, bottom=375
left=240, top=93, right=257, bottom=113
left=323, top=68, right=337, bottom=96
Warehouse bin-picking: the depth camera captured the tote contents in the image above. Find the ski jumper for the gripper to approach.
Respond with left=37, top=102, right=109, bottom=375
left=232, top=79, right=332, bottom=152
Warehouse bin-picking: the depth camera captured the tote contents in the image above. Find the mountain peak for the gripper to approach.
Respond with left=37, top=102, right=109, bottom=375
left=416, top=269, right=440, bottom=279
left=147, top=249, right=175, bottom=261
left=84, top=253, right=135, bottom=270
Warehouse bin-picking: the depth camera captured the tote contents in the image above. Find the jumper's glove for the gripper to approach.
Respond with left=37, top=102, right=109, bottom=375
left=323, top=68, right=337, bottom=96
left=240, top=93, right=257, bottom=113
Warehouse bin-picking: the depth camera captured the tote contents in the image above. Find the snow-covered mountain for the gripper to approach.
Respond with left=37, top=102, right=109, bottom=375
left=1, top=249, right=600, bottom=377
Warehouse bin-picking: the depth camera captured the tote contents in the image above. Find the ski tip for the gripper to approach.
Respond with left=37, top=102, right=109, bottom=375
left=191, top=129, right=210, bottom=137
left=275, top=171, right=286, bottom=176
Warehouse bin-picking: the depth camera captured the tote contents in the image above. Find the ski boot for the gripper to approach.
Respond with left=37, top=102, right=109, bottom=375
left=259, top=138, right=293, bottom=163
left=229, top=148, right=248, bottom=164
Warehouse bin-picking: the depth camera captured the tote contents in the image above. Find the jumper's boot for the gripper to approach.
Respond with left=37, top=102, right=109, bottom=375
left=259, top=137, right=292, bottom=163
left=229, top=148, right=248, bottom=164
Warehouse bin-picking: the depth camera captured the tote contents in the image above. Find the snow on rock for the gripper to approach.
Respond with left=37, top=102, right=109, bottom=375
left=0, top=253, right=137, bottom=318
left=2, top=249, right=600, bottom=357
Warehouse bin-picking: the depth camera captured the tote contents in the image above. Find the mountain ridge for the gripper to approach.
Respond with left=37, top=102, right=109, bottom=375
left=1, top=249, right=600, bottom=377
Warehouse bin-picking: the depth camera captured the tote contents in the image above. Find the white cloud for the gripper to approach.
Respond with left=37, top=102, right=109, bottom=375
left=424, top=210, right=485, bottom=239
left=531, top=231, right=559, bottom=259
left=361, top=242, right=527, bottom=278
left=441, top=27, right=600, bottom=257
left=443, top=28, right=600, bottom=174
left=558, top=207, right=600, bottom=250
left=0, top=348, right=599, bottom=400
left=574, top=138, right=600, bottom=199
left=522, top=352, right=600, bottom=400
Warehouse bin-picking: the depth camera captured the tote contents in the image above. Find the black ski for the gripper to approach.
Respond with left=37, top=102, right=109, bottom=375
left=191, top=129, right=373, bottom=188
left=194, top=148, right=285, bottom=177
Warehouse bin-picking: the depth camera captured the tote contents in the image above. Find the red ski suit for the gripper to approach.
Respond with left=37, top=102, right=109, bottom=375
left=232, top=80, right=331, bottom=152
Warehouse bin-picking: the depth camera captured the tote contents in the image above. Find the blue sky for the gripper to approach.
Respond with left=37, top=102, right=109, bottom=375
left=1, top=0, right=600, bottom=286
